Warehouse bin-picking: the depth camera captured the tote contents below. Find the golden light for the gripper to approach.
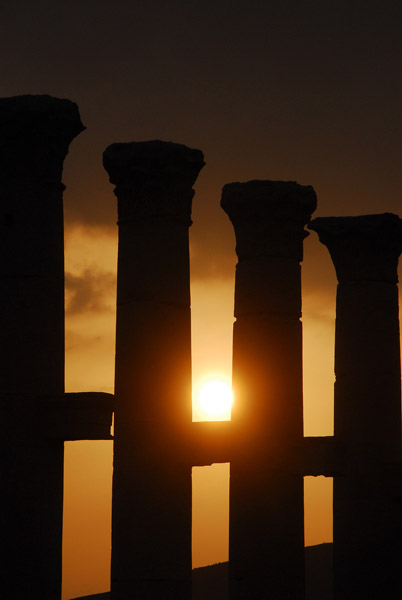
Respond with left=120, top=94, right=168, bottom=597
left=194, top=379, right=233, bottom=421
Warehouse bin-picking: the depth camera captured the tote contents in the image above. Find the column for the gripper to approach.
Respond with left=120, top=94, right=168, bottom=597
left=309, top=214, right=402, bottom=599
left=221, top=180, right=317, bottom=599
left=0, top=95, right=84, bottom=599
left=103, top=140, right=204, bottom=600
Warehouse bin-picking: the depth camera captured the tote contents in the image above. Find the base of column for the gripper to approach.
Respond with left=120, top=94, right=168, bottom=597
left=69, top=545, right=334, bottom=600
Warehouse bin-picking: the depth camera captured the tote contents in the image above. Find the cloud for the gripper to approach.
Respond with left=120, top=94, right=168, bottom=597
left=65, top=267, right=116, bottom=315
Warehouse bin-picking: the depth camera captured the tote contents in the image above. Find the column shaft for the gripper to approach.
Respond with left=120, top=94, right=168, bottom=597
left=222, top=180, right=317, bottom=600
left=103, top=141, right=204, bottom=600
left=309, top=214, right=402, bottom=600
left=0, top=95, right=84, bottom=599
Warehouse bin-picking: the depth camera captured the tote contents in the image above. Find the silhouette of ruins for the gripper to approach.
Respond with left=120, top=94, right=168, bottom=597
left=1, top=95, right=402, bottom=600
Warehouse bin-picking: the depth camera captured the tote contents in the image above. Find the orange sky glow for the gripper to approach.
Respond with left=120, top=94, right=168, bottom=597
left=62, top=224, right=337, bottom=600
left=4, top=4, right=398, bottom=598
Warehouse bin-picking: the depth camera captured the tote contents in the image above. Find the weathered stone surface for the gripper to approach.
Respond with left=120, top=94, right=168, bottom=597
left=0, top=95, right=84, bottom=600
left=308, top=213, right=402, bottom=283
left=309, top=213, right=402, bottom=599
left=0, top=278, right=64, bottom=394
left=309, top=213, right=402, bottom=461
left=221, top=180, right=316, bottom=261
left=42, top=392, right=114, bottom=441
left=0, top=94, right=84, bottom=181
left=333, top=466, right=402, bottom=600
left=0, top=392, right=114, bottom=445
left=222, top=180, right=316, bottom=443
left=103, top=140, right=204, bottom=224
left=229, top=468, right=305, bottom=600
left=233, top=257, right=302, bottom=318
left=222, top=180, right=316, bottom=599
left=105, top=141, right=204, bottom=600
left=114, top=221, right=192, bottom=306
left=0, top=96, right=84, bottom=394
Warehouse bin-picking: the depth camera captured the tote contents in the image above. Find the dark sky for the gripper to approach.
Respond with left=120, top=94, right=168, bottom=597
left=2, top=0, right=401, bottom=282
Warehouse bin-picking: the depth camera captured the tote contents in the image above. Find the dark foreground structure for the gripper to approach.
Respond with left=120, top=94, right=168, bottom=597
left=1, top=95, right=402, bottom=600
left=0, top=96, right=114, bottom=600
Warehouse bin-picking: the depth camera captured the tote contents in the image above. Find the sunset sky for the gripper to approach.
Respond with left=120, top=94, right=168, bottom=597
left=2, top=1, right=401, bottom=598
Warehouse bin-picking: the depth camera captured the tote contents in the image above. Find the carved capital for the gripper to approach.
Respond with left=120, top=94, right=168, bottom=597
left=221, top=180, right=317, bottom=261
left=308, top=214, right=402, bottom=283
left=0, top=95, right=85, bottom=184
left=103, top=140, right=205, bottom=225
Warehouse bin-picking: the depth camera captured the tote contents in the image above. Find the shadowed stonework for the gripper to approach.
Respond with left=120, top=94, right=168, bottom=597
left=309, top=215, right=402, bottom=600
left=2, top=96, right=402, bottom=600
left=222, top=180, right=317, bottom=600
left=0, top=97, right=113, bottom=600
left=103, top=141, right=205, bottom=600
left=0, top=95, right=84, bottom=600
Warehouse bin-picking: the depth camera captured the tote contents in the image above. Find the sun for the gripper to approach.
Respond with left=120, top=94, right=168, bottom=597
left=194, top=379, right=233, bottom=421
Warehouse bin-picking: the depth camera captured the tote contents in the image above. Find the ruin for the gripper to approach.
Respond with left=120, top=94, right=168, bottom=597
left=103, top=141, right=205, bottom=599
left=1, top=95, right=402, bottom=600
left=221, top=181, right=316, bottom=599
left=0, top=96, right=113, bottom=600
left=309, top=215, right=402, bottom=599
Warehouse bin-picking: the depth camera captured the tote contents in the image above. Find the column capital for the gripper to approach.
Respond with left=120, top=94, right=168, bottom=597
left=0, top=95, right=85, bottom=183
left=221, top=180, right=317, bottom=261
left=103, top=140, right=205, bottom=225
left=308, top=213, right=402, bottom=283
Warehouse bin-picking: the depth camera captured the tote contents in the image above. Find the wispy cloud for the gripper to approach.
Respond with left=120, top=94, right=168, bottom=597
left=65, top=267, right=116, bottom=315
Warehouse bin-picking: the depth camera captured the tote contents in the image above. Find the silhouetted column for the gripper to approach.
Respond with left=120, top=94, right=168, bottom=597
left=0, top=95, right=84, bottom=599
left=221, top=181, right=317, bottom=600
left=309, top=214, right=402, bottom=600
left=103, top=141, right=204, bottom=600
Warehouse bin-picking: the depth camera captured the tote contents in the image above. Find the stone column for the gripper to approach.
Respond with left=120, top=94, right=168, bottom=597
left=103, top=141, right=204, bottom=600
left=309, top=214, right=402, bottom=600
left=221, top=180, right=317, bottom=600
left=0, top=95, right=84, bottom=599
